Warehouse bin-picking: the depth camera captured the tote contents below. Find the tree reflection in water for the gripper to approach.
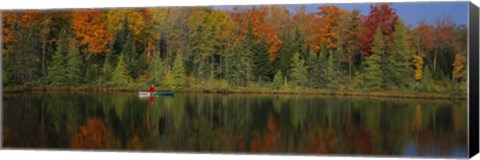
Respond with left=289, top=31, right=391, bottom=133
left=72, top=117, right=111, bottom=149
left=2, top=92, right=468, bottom=158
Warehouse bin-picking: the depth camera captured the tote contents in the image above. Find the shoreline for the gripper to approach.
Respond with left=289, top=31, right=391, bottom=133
left=2, top=85, right=467, bottom=100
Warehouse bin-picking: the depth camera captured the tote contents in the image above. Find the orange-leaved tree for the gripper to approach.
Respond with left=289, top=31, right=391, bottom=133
left=72, top=10, right=111, bottom=55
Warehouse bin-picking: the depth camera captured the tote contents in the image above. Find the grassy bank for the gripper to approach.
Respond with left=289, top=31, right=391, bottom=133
left=3, top=84, right=467, bottom=100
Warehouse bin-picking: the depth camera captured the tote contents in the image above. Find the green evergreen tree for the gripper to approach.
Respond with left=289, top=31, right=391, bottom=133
left=102, top=39, right=120, bottom=84
left=388, top=19, right=412, bottom=89
left=119, top=14, right=142, bottom=79
left=253, top=37, right=273, bottom=82
left=418, top=66, right=438, bottom=92
left=371, top=28, right=390, bottom=89
left=164, top=71, right=173, bottom=88
left=272, top=70, right=284, bottom=89
left=290, top=52, right=308, bottom=88
left=325, top=51, right=337, bottom=89
left=122, top=31, right=136, bottom=76
left=48, top=28, right=69, bottom=84
left=279, top=28, right=294, bottom=76
left=111, top=54, right=132, bottom=85
left=243, top=19, right=256, bottom=84
left=147, top=53, right=166, bottom=86
left=4, top=21, right=20, bottom=85
left=293, top=25, right=306, bottom=57
left=225, top=42, right=244, bottom=86
left=307, top=52, right=323, bottom=88
left=101, top=44, right=114, bottom=84
left=169, top=51, right=186, bottom=88
left=359, top=54, right=383, bottom=91
left=5, top=21, right=42, bottom=85
left=101, top=57, right=113, bottom=84
left=2, top=51, right=7, bottom=83
left=359, top=28, right=385, bottom=90
left=190, top=14, right=216, bottom=81
left=111, top=25, right=124, bottom=61
left=48, top=45, right=67, bottom=84
left=65, top=41, right=82, bottom=84
left=24, top=23, right=43, bottom=84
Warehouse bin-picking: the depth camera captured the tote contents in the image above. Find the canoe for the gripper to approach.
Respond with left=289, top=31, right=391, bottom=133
left=138, top=91, right=175, bottom=97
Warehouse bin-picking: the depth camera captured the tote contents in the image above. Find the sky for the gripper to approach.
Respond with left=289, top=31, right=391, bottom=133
left=212, top=1, right=468, bottom=28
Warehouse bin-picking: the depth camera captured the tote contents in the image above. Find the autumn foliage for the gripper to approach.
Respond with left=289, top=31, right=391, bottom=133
left=1, top=3, right=467, bottom=94
left=72, top=118, right=111, bottom=149
left=300, top=127, right=337, bottom=153
left=235, top=7, right=283, bottom=62
left=412, top=21, right=436, bottom=52
left=250, top=114, right=282, bottom=152
left=315, top=6, right=348, bottom=52
left=359, top=4, right=398, bottom=56
left=72, top=10, right=111, bottom=55
left=2, top=11, right=44, bottom=44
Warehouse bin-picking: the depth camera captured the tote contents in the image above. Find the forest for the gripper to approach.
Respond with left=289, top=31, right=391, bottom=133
left=1, top=4, right=468, bottom=95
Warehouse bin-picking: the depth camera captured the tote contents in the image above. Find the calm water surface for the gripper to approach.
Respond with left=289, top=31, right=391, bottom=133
left=2, top=92, right=468, bottom=158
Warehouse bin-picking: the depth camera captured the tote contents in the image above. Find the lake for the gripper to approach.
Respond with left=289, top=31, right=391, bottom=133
left=2, top=92, right=468, bottom=158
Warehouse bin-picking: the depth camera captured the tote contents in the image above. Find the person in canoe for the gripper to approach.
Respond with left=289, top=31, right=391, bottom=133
left=148, top=85, right=155, bottom=104
left=149, top=85, right=156, bottom=93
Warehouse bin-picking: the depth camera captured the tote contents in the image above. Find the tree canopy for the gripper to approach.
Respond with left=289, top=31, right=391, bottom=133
left=2, top=4, right=467, bottom=94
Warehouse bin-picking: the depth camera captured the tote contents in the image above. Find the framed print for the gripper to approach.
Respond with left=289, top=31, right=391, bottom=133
left=1, top=0, right=479, bottom=159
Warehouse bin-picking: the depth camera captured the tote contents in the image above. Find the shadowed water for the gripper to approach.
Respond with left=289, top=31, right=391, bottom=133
left=2, top=92, right=468, bottom=158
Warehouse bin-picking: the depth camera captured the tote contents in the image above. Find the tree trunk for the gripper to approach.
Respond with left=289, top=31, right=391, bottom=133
left=433, top=47, right=437, bottom=73
left=42, top=42, right=46, bottom=77
left=349, top=63, right=352, bottom=83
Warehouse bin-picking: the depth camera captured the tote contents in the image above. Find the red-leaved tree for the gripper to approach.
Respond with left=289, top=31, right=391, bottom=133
left=359, top=4, right=398, bottom=56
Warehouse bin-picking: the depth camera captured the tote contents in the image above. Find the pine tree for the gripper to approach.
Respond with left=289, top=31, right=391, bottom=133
left=111, top=54, right=132, bottom=85
left=122, top=30, right=136, bottom=76
left=102, top=46, right=114, bottom=84
left=190, top=13, right=216, bottom=81
left=373, top=28, right=390, bottom=90
left=308, top=52, right=324, bottom=88
left=65, top=41, right=82, bottom=84
left=388, top=19, right=412, bottom=89
left=169, top=51, right=186, bottom=88
left=360, top=53, right=382, bottom=90
left=164, top=71, right=173, bottom=88
left=225, top=42, right=244, bottom=86
left=102, top=39, right=119, bottom=84
left=111, top=25, right=124, bottom=60
left=2, top=51, right=7, bottom=83
left=147, top=53, right=166, bottom=86
left=48, top=45, right=67, bottom=84
left=360, top=28, right=385, bottom=90
left=418, top=66, right=437, bottom=92
left=253, top=37, right=273, bottom=82
left=290, top=52, right=308, bottom=88
left=48, top=28, right=69, bottom=84
left=24, top=23, right=43, bottom=83
left=119, top=14, right=141, bottom=79
left=101, top=58, right=113, bottom=84
left=325, top=50, right=337, bottom=89
left=272, top=70, right=284, bottom=89
left=243, top=18, right=256, bottom=84
left=5, top=21, right=42, bottom=85
left=2, top=21, right=17, bottom=84
left=279, top=28, right=294, bottom=76
left=293, top=25, right=305, bottom=56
